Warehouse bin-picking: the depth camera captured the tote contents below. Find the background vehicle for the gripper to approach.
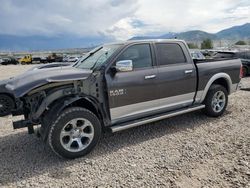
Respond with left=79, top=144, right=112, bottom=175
left=1, top=57, right=19, bottom=65
left=212, top=51, right=236, bottom=59
left=32, top=57, right=41, bottom=64
left=63, top=55, right=80, bottom=63
left=47, top=53, right=63, bottom=63
left=19, top=55, right=32, bottom=64
left=241, top=59, right=250, bottom=77
left=190, top=49, right=206, bottom=60
left=40, top=57, right=47, bottom=64
left=236, top=51, right=250, bottom=77
left=0, top=40, right=242, bottom=159
left=210, top=51, right=250, bottom=77
left=68, top=56, right=79, bottom=62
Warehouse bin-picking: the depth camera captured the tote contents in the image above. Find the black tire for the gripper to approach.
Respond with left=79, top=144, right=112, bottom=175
left=242, top=66, right=248, bottom=77
left=48, top=107, right=102, bottom=159
left=0, top=94, right=15, bottom=117
left=203, top=84, right=228, bottom=117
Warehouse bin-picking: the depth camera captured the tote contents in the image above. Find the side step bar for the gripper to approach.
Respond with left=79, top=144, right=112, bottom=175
left=111, top=105, right=205, bottom=133
left=13, top=120, right=39, bottom=134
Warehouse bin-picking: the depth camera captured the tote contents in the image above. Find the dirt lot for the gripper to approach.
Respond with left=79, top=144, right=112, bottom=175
left=0, top=65, right=249, bottom=188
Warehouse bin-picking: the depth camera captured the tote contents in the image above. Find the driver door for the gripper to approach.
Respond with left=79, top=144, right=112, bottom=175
left=106, top=43, right=158, bottom=124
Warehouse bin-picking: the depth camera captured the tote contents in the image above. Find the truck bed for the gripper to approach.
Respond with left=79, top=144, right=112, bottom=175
left=195, top=58, right=242, bottom=100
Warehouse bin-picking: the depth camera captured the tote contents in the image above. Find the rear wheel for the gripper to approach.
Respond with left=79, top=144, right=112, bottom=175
left=48, top=107, right=102, bottom=159
left=203, top=84, right=228, bottom=117
left=0, top=94, right=15, bottom=117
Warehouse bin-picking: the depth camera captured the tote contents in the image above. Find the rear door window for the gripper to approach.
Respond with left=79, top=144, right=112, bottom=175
left=155, top=43, right=187, bottom=66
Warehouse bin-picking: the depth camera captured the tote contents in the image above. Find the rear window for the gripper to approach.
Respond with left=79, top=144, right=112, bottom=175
left=156, top=43, right=186, bottom=66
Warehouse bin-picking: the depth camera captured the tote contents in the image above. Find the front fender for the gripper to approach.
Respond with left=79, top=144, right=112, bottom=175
left=35, top=93, right=100, bottom=120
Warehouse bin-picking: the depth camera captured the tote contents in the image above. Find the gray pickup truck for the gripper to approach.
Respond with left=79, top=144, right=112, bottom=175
left=0, top=40, right=242, bottom=159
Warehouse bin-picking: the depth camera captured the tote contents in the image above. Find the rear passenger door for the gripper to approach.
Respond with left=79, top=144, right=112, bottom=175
left=154, top=42, right=197, bottom=111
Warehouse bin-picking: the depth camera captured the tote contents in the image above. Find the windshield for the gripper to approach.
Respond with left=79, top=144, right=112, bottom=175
left=74, top=44, right=121, bottom=70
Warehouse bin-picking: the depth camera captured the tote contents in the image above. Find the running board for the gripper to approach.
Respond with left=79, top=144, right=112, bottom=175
left=111, top=105, right=205, bottom=133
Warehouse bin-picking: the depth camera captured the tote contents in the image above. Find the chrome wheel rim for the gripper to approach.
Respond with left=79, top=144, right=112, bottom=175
left=60, top=118, right=94, bottom=153
left=212, top=91, right=226, bottom=113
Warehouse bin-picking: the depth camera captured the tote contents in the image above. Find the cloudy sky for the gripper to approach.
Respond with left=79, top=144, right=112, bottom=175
left=0, top=0, right=249, bottom=41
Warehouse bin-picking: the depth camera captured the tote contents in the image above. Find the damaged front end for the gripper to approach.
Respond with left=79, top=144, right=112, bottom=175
left=13, top=81, right=81, bottom=134
left=0, top=66, right=100, bottom=134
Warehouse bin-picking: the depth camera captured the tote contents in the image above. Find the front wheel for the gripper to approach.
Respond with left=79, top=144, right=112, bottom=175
left=203, top=84, right=228, bottom=117
left=48, top=107, right=102, bottom=159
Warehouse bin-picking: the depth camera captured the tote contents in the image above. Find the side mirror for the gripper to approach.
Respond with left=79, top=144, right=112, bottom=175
left=115, top=60, right=133, bottom=72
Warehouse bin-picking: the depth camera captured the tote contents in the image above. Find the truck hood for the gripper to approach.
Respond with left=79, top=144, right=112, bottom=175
left=0, top=66, right=92, bottom=97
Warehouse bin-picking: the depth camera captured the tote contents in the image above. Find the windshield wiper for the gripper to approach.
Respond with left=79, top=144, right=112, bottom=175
left=90, top=46, right=103, bottom=55
left=74, top=46, right=103, bottom=67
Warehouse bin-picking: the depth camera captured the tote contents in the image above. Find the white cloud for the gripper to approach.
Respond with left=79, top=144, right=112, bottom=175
left=0, top=0, right=249, bottom=40
left=0, top=0, right=138, bottom=37
left=107, top=0, right=250, bottom=39
left=133, top=0, right=250, bottom=34
left=105, top=18, right=142, bottom=40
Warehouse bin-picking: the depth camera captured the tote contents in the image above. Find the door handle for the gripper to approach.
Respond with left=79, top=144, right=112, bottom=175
left=145, top=75, right=156, bottom=80
left=185, top=70, right=193, bottom=74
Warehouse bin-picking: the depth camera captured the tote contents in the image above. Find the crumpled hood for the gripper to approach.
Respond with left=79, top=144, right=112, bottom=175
left=0, top=66, right=92, bottom=97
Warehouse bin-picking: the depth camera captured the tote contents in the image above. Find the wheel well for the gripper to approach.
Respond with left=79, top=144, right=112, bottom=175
left=43, top=96, right=102, bottom=122
left=212, top=78, right=229, bottom=92
left=70, top=98, right=101, bottom=120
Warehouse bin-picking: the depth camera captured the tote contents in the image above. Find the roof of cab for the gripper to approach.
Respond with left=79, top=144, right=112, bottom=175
left=105, top=39, right=186, bottom=46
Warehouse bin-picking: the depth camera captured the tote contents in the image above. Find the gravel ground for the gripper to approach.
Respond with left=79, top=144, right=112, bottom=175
left=0, top=65, right=249, bottom=188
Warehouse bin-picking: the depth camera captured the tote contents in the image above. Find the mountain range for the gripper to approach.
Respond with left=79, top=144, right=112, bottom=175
left=131, top=23, right=250, bottom=42
left=0, top=35, right=108, bottom=52
left=0, top=23, right=249, bottom=51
